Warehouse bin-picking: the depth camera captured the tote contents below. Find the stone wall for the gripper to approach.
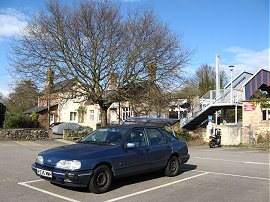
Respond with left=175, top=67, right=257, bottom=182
left=63, top=130, right=89, bottom=141
left=0, top=129, right=52, bottom=140
left=242, top=124, right=270, bottom=145
left=204, top=122, right=269, bottom=146
left=204, top=123, right=242, bottom=145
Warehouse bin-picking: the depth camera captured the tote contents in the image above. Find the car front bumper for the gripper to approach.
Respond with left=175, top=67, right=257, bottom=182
left=32, top=163, right=92, bottom=187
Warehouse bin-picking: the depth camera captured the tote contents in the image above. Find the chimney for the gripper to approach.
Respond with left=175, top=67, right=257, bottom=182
left=147, top=63, right=156, bottom=82
left=108, top=72, right=118, bottom=90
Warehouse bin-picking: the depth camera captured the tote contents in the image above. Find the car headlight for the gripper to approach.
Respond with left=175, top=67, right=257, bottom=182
left=35, top=155, right=44, bottom=165
left=55, top=160, right=81, bottom=171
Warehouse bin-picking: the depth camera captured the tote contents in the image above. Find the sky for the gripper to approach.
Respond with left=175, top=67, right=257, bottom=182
left=0, top=0, right=269, bottom=96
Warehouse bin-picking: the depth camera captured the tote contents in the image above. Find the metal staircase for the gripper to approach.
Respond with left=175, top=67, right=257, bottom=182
left=181, top=89, right=243, bottom=130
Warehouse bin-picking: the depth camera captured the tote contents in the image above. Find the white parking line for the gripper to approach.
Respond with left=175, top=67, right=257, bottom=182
left=18, top=180, right=80, bottom=202
left=18, top=168, right=270, bottom=202
left=193, top=157, right=270, bottom=165
left=244, top=161, right=270, bottom=165
left=189, top=170, right=270, bottom=181
left=104, top=172, right=209, bottom=202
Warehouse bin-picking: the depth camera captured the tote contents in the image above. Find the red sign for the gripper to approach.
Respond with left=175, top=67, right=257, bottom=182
left=244, top=103, right=255, bottom=111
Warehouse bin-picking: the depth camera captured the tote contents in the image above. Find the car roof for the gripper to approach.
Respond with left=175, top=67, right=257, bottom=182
left=122, top=117, right=179, bottom=127
left=99, top=124, right=162, bottom=130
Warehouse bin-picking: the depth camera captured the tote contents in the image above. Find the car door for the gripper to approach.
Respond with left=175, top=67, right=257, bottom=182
left=145, top=128, right=172, bottom=169
left=116, top=128, right=151, bottom=177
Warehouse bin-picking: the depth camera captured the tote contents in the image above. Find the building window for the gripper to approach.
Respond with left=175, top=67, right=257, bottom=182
left=49, top=113, right=54, bottom=125
left=70, top=112, right=77, bottom=121
left=89, top=110, right=95, bottom=122
left=122, top=107, right=131, bottom=121
left=262, top=109, right=270, bottom=121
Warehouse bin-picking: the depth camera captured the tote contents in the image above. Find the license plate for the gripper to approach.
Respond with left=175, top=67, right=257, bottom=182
left=37, top=168, right=52, bottom=178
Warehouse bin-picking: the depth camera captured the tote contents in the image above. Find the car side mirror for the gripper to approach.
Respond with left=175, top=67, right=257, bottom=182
left=125, top=143, right=136, bottom=149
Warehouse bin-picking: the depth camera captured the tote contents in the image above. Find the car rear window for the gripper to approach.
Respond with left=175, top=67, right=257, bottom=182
left=160, top=129, right=179, bottom=142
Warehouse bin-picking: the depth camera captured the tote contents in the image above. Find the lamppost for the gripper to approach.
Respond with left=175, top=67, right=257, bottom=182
left=229, top=65, right=234, bottom=104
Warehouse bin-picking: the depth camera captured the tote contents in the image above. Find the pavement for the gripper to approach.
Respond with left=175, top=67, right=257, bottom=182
left=0, top=140, right=269, bottom=202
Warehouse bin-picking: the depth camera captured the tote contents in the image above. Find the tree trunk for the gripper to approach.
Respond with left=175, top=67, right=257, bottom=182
left=100, top=105, right=108, bottom=127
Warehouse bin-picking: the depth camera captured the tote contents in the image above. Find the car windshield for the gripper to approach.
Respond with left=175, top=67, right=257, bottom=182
left=80, top=128, right=127, bottom=145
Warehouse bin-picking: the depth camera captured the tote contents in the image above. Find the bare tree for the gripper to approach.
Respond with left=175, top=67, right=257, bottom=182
left=10, top=0, right=193, bottom=126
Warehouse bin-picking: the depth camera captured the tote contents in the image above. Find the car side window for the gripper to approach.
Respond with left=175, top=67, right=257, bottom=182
left=126, top=129, right=147, bottom=147
left=160, top=129, right=178, bottom=142
left=146, top=128, right=166, bottom=145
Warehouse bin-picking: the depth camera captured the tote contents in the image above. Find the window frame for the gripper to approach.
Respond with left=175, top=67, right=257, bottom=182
left=122, top=107, right=131, bottom=121
left=89, top=110, right=95, bottom=122
left=49, top=113, right=54, bottom=125
left=145, top=128, right=167, bottom=146
left=262, top=108, right=270, bottom=121
left=125, top=128, right=148, bottom=147
left=70, top=112, right=77, bottom=121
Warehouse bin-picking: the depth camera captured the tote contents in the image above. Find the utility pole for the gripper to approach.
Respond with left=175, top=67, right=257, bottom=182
left=229, top=65, right=234, bottom=104
left=215, top=54, right=220, bottom=97
left=46, top=66, right=53, bottom=129
left=215, top=54, right=220, bottom=124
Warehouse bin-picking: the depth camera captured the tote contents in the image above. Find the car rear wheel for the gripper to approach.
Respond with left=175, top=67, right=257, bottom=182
left=209, top=142, right=215, bottom=148
left=165, top=156, right=180, bottom=177
left=89, top=165, right=112, bottom=194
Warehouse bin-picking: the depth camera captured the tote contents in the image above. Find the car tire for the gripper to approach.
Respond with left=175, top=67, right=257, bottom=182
left=89, top=165, right=112, bottom=194
left=165, top=156, right=180, bottom=177
left=209, top=142, right=215, bottom=148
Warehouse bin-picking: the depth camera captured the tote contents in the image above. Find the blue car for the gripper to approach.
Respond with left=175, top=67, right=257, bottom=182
left=32, top=118, right=190, bottom=194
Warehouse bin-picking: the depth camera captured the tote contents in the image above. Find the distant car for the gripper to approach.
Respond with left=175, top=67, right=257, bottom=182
left=32, top=118, right=190, bottom=193
left=52, top=122, right=89, bottom=135
left=50, top=122, right=63, bottom=128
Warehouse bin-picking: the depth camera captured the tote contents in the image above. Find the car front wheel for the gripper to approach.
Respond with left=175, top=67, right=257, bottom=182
left=89, top=165, right=112, bottom=194
left=165, top=156, right=180, bottom=177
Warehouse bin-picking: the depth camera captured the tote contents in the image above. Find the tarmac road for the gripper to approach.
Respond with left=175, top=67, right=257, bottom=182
left=0, top=140, right=269, bottom=202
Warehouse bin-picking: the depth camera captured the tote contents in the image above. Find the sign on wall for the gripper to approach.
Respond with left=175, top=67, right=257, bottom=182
left=244, top=103, right=255, bottom=111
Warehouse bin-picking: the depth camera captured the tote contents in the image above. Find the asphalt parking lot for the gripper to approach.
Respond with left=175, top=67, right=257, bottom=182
left=0, top=140, right=269, bottom=202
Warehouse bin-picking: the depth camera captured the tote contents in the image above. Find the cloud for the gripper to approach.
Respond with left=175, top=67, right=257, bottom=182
left=0, top=8, right=28, bottom=38
left=224, top=47, right=269, bottom=75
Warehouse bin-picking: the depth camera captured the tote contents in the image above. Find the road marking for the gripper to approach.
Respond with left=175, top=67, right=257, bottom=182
left=14, top=141, right=42, bottom=146
left=193, top=157, right=270, bottom=165
left=19, top=179, right=44, bottom=184
left=189, top=170, right=270, bottom=181
left=244, top=161, right=270, bottom=165
left=104, top=172, right=209, bottom=202
left=18, top=180, right=80, bottom=202
left=0, top=144, right=17, bottom=147
left=0, top=178, right=17, bottom=183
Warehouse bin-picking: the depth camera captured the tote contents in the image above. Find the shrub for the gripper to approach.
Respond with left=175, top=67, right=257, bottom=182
left=175, top=130, right=191, bottom=141
left=3, top=113, right=39, bottom=128
left=31, top=112, right=39, bottom=122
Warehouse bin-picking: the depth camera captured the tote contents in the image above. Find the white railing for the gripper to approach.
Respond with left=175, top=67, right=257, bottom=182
left=180, top=89, right=243, bottom=127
